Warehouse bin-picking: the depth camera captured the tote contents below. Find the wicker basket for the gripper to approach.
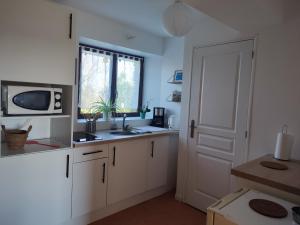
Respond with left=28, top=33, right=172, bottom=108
left=1, top=125, right=32, bottom=150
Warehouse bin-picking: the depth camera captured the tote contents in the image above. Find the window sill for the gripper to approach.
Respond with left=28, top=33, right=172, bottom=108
left=77, top=116, right=153, bottom=124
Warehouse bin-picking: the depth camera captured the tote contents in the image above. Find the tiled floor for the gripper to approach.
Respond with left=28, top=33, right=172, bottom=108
left=90, top=191, right=206, bottom=225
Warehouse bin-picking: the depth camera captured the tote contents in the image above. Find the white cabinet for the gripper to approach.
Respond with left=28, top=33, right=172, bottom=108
left=147, top=136, right=169, bottom=190
left=72, top=158, right=108, bottom=218
left=0, top=149, right=72, bottom=225
left=107, top=139, right=148, bottom=205
left=0, top=0, right=75, bottom=85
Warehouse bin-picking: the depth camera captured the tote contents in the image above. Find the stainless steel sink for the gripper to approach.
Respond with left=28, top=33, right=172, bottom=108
left=109, top=131, right=138, bottom=135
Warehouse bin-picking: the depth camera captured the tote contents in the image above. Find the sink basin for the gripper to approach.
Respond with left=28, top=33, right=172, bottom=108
left=109, top=131, right=138, bottom=135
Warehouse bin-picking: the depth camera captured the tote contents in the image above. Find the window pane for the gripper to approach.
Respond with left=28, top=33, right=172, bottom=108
left=116, top=57, right=141, bottom=113
left=79, top=49, right=112, bottom=114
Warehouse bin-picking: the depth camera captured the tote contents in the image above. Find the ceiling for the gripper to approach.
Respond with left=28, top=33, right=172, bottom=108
left=53, top=0, right=207, bottom=37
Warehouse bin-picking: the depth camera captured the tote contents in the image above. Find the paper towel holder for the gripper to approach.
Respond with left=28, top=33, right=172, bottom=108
left=274, top=124, right=294, bottom=161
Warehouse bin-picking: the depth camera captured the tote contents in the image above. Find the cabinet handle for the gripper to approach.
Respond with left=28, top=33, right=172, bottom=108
left=66, top=154, right=70, bottom=178
left=190, top=120, right=196, bottom=138
left=102, top=163, right=106, bottom=183
left=69, top=13, right=73, bottom=39
left=82, top=150, right=103, bottom=156
left=151, top=141, right=154, bottom=158
left=113, top=147, right=116, bottom=166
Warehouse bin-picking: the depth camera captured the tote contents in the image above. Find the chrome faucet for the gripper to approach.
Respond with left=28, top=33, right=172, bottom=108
left=122, top=114, right=127, bottom=131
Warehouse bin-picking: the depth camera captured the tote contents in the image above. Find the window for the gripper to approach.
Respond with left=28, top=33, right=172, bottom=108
left=78, top=44, right=144, bottom=118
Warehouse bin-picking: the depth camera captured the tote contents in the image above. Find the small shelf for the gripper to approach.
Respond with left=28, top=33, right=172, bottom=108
left=167, top=100, right=181, bottom=103
left=0, top=114, right=71, bottom=120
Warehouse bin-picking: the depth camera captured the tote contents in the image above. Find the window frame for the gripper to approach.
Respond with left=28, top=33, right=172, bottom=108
left=78, top=44, right=144, bottom=119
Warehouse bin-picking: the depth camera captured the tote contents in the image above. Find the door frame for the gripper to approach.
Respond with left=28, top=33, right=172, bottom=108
left=175, top=37, right=258, bottom=203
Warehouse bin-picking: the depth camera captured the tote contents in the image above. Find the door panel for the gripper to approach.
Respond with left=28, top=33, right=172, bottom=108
left=186, top=40, right=254, bottom=211
left=107, top=140, right=148, bottom=205
left=147, top=136, right=169, bottom=190
left=199, top=53, right=240, bottom=129
left=72, top=158, right=107, bottom=218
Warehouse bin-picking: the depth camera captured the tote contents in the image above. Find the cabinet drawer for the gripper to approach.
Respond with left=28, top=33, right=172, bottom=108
left=74, top=144, right=108, bottom=163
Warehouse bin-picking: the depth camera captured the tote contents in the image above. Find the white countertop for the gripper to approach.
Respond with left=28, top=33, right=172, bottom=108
left=73, top=126, right=179, bottom=147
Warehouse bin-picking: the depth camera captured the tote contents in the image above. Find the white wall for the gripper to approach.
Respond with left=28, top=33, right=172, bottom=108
left=160, top=38, right=184, bottom=129
left=70, top=6, right=165, bottom=131
left=249, top=17, right=300, bottom=160
left=143, top=55, right=162, bottom=110
left=75, top=9, right=164, bottom=56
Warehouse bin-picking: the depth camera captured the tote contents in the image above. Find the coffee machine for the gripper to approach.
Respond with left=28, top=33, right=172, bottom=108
left=151, top=107, right=165, bottom=128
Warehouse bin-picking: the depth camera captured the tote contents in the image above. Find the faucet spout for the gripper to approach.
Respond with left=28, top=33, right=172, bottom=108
left=122, top=114, right=127, bottom=131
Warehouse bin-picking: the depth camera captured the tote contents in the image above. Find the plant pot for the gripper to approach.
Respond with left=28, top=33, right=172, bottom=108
left=140, top=112, right=146, bottom=119
left=103, top=112, right=112, bottom=121
left=2, top=125, right=32, bottom=150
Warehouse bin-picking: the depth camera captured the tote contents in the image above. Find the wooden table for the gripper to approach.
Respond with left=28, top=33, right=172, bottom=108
left=231, top=155, right=300, bottom=198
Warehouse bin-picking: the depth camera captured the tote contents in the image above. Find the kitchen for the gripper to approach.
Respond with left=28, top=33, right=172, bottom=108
left=0, top=0, right=300, bottom=225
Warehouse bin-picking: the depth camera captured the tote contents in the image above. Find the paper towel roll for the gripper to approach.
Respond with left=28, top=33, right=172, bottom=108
left=274, top=126, right=294, bottom=160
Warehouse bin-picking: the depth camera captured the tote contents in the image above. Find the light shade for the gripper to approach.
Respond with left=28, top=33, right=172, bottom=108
left=162, top=1, right=193, bottom=37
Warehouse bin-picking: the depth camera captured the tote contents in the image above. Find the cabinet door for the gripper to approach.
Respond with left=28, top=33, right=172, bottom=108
left=0, top=0, right=75, bottom=85
left=72, top=158, right=108, bottom=218
left=107, top=139, right=148, bottom=205
left=0, top=149, right=72, bottom=225
left=147, top=136, right=169, bottom=190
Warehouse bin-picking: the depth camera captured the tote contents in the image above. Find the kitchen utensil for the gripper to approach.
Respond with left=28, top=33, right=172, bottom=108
left=2, top=125, right=32, bottom=150
left=292, top=207, right=300, bottom=224
left=249, top=199, right=288, bottom=218
left=260, top=161, right=288, bottom=170
left=25, top=140, right=60, bottom=148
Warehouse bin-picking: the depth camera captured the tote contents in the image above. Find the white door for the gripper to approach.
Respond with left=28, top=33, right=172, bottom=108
left=185, top=40, right=254, bottom=211
left=72, top=158, right=108, bottom=218
left=147, top=136, right=169, bottom=190
left=0, top=149, right=72, bottom=225
left=107, top=139, right=148, bottom=205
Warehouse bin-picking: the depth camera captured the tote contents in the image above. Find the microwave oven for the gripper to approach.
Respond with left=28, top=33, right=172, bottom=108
left=2, top=85, right=63, bottom=115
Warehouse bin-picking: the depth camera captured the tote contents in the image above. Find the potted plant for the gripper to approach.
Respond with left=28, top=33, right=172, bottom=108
left=92, top=97, right=116, bottom=121
left=139, top=103, right=151, bottom=119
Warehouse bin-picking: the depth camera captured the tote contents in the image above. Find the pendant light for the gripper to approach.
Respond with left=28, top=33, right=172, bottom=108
left=162, top=0, right=193, bottom=37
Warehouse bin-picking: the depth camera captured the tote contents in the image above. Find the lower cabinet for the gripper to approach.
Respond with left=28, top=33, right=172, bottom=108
left=72, top=158, right=108, bottom=217
left=147, top=136, right=169, bottom=190
left=0, top=149, right=72, bottom=225
left=107, top=139, right=148, bottom=205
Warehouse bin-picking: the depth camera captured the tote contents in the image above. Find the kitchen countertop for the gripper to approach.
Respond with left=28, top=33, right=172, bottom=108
left=231, top=154, right=300, bottom=196
left=73, top=126, right=179, bottom=147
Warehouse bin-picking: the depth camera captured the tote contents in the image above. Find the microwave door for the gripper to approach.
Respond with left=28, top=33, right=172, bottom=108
left=9, top=90, right=51, bottom=115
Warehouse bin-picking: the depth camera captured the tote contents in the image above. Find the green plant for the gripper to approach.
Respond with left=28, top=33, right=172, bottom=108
left=139, top=102, right=151, bottom=114
left=92, top=97, right=117, bottom=114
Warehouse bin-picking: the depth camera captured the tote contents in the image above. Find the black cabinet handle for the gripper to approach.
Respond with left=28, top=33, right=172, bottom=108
left=66, top=154, right=70, bottom=178
left=113, top=147, right=116, bottom=166
left=190, top=120, right=195, bottom=138
left=102, top=163, right=106, bottom=183
left=151, top=141, right=154, bottom=158
left=82, top=150, right=103, bottom=156
left=69, top=13, right=72, bottom=39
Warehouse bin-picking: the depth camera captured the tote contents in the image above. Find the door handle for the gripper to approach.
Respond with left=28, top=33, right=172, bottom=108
left=151, top=141, right=154, bottom=158
left=190, top=120, right=196, bottom=138
left=112, top=146, right=116, bottom=166
left=66, top=154, right=70, bottom=178
left=102, top=163, right=106, bottom=183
